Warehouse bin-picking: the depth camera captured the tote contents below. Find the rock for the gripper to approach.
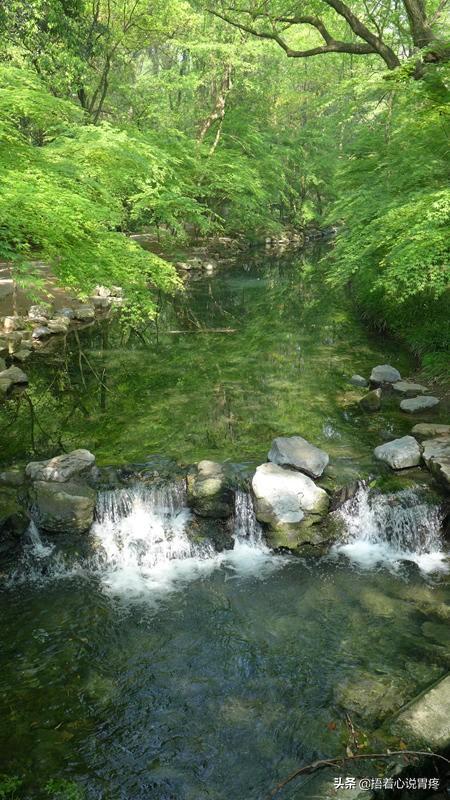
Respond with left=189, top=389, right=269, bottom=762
left=392, top=674, right=450, bottom=749
left=268, top=435, right=329, bottom=479
left=59, top=307, right=75, bottom=320
left=400, top=396, right=440, bottom=413
left=110, top=297, right=124, bottom=307
left=0, top=338, right=7, bottom=357
left=0, top=375, right=12, bottom=396
left=392, top=380, right=428, bottom=395
left=0, top=468, right=26, bottom=487
left=32, top=326, right=51, bottom=340
left=30, top=480, right=96, bottom=534
left=26, top=449, right=96, bottom=483
left=335, top=670, right=406, bottom=724
left=251, top=463, right=329, bottom=550
left=0, top=357, right=5, bottom=371
left=370, top=364, right=401, bottom=385
left=110, top=286, right=123, bottom=297
left=48, top=316, right=70, bottom=333
left=91, top=295, right=111, bottom=309
left=359, top=388, right=382, bottom=412
left=330, top=481, right=362, bottom=511
left=5, top=331, right=23, bottom=353
left=13, top=348, right=31, bottom=362
left=0, top=510, right=31, bottom=561
left=186, top=460, right=233, bottom=518
left=412, top=423, right=450, bottom=438
left=349, top=374, right=368, bottom=387
left=374, top=436, right=422, bottom=470
left=28, top=305, right=50, bottom=323
left=3, top=316, right=22, bottom=333
left=94, top=285, right=112, bottom=298
left=0, top=366, right=28, bottom=386
left=73, top=305, right=95, bottom=321
left=422, top=437, right=450, bottom=490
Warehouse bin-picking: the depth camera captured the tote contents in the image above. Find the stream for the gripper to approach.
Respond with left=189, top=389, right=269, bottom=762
left=0, top=248, right=449, bottom=798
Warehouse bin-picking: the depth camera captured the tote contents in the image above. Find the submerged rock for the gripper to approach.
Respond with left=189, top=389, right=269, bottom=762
left=349, top=374, right=368, bottom=387
left=391, top=673, right=450, bottom=749
left=187, top=460, right=233, bottom=518
left=30, top=480, right=96, bottom=534
left=251, top=462, right=329, bottom=550
left=268, top=435, right=329, bottom=479
left=26, top=449, right=96, bottom=483
left=400, top=395, right=440, bottom=413
left=370, top=364, right=401, bottom=385
left=422, top=437, right=450, bottom=491
left=374, top=436, right=422, bottom=470
left=359, top=388, right=381, bottom=412
left=392, top=380, right=428, bottom=395
left=335, top=669, right=407, bottom=725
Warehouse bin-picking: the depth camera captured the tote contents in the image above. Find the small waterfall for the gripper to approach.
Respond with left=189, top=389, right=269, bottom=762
left=5, top=484, right=281, bottom=591
left=233, top=489, right=265, bottom=547
left=334, top=485, right=447, bottom=572
left=92, top=482, right=214, bottom=573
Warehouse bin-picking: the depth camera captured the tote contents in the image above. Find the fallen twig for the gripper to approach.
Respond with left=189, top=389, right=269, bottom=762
left=268, top=750, right=450, bottom=798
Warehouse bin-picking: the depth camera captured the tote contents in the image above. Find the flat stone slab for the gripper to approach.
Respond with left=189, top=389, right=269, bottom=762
left=26, top=449, right=95, bottom=483
left=422, top=437, right=450, bottom=490
left=370, top=364, right=401, bottom=384
left=400, top=396, right=440, bottom=413
left=393, top=674, right=450, bottom=749
left=412, top=423, right=450, bottom=438
left=268, top=435, right=329, bottom=478
left=392, top=381, right=428, bottom=395
left=374, top=436, right=422, bottom=470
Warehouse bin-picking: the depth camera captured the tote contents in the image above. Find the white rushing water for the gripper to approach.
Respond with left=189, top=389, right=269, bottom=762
left=13, top=483, right=275, bottom=593
left=332, top=485, right=448, bottom=573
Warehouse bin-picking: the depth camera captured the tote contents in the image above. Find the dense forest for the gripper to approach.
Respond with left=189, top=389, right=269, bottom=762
left=0, top=0, right=449, bottom=371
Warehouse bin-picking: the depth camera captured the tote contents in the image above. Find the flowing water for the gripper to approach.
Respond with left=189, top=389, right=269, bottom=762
left=1, top=249, right=449, bottom=798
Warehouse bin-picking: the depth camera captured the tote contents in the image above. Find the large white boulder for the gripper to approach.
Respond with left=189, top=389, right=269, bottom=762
left=251, top=463, right=329, bottom=550
left=268, top=435, right=329, bottom=479
left=374, top=436, right=422, bottom=470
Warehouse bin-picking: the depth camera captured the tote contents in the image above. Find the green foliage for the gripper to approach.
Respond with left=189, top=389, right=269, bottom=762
left=327, top=68, right=450, bottom=373
left=0, top=775, right=22, bottom=799
left=44, top=779, right=84, bottom=800
left=0, top=65, right=180, bottom=318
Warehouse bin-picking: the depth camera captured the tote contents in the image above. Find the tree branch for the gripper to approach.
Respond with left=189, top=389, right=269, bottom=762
left=268, top=749, right=450, bottom=798
left=207, top=9, right=378, bottom=59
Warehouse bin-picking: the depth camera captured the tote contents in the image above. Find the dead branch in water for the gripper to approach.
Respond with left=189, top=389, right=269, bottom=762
left=267, top=749, right=450, bottom=798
